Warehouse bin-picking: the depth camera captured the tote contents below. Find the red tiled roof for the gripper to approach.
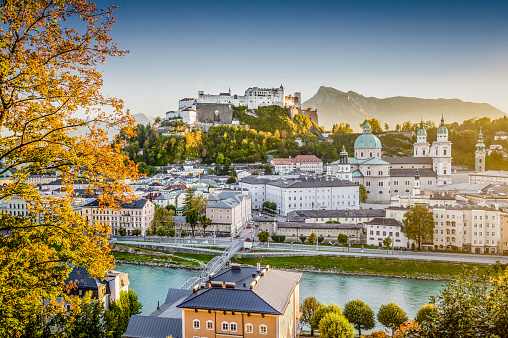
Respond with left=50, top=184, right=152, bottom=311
left=292, top=155, right=322, bottom=163
left=272, top=158, right=293, bottom=165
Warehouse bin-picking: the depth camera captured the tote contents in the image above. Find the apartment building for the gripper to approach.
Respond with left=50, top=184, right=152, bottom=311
left=270, top=155, right=323, bottom=174
left=469, top=171, right=508, bottom=184
left=81, top=199, right=155, bottom=236
left=365, top=218, right=408, bottom=248
left=206, top=191, right=252, bottom=236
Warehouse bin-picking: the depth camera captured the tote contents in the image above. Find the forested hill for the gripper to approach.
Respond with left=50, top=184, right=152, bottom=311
left=303, top=86, right=506, bottom=130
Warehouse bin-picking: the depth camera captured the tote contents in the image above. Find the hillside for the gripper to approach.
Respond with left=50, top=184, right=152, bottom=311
left=303, top=86, right=506, bottom=130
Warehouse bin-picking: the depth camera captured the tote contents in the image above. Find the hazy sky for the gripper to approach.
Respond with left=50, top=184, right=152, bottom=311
left=101, top=0, right=508, bottom=117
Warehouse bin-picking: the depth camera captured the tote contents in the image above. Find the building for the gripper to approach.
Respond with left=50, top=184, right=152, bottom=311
left=494, top=131, right=508, bottom=141
left=365, top=218, right=408, bottom=248
left=285, top=208, right=385, bottom=224
left=239, top=175, right=360, bottom=216
left=500, top=213, right=508, bottom=253
left=469, top=171, right=508, bottom=185
left=475, top=130, right=486, bottom=172
left=270, top=155, right=323, bottom=174
left=206, top=191, right=252, bottom=236
left=276, top=222, right=364, bottom=244
left=165, top=108, right=197, bottom=125
left=81, top=199, right=155, bottom=236
left=124, top=265, right=302, bottom=338
left=329, top=146, right=353, bottom=181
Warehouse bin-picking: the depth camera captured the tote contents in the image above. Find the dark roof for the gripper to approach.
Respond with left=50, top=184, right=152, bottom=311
left=390, top=169, right=436, bottom=177
left=66, top=266, right=105, bottom=290
left=240, top=175, right=357, bottom=188
left=84, top=199, right=150, bottom=209
left=123, top=315, right=182, bottom=338
left=177, top=267, right=301, bottom=315
left=430, top=193, right=455, bottom=200
left=165, top=288, right=192, bottom=304
left=278, top=222, right=362, bottom=230
left=46, top=179, right=89, bottom=185
left=365, top=218, right=404, bottom=228
left=286, top=209, right=385, bottom=222
left=383, top=157, right=433, bottom=164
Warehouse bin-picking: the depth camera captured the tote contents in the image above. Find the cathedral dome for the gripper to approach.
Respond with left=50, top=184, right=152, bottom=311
left=417, top=119, right=426, bottom=136
left=437, top=114, right=448, bottom=134
left=354, top=133, right=382, bottom=149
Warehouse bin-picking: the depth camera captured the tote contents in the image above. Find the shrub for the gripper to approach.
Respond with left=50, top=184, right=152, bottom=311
left=318, top=236, right=325, bottom=243
left=299, top=235, right=307, bottom=243
left=271, top=235, right=285, bottom=243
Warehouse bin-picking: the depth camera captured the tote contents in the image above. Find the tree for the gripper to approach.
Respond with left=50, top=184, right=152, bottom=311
left=168, top=228, right=176, bottom=238
left=299, top=235, right=307, bottom=243
left=383, top=237, right=392, bottom=251
left=190, top=195, right=207, bottom=216
left=132, top=229, right=142, bottom=237
left=181, top=230, right=188, bottom=237
left=72, top=293, right=107, bottom=338
left=105, top=289, right=142, bottom=338
left=308, top=232, right=317, bottom=245
left=166, top=204, right=176, bottom=212
left=226, top=176, right=237, bottom=184
left=0, top=1, right=138, bottom=335
left=153, top=206, right=172, bottom=232
left=337, top=234, right=348, bottom=246
left=183, top=188, right=196, bottom=212
left=257, top=231, right=270, bottom=244
left=343, top=299, right=375, bottom=336
left=185, top=208, right=199, bottom=237
left=300, top=297, right=321, bottom=336
left=118, top=227, right=127, bottom=237
left=415, top=303, right=437, bottom=325
left=156, top=226, right=166, bottom=238
left=384, top=123, right=390, bottom=131
left=318, top=312, right=355, bottom=338
left=264, top=166, right=273, bottom=175
left=360, top=118, right=383, bottom=133
left=318, top=236, right=325, bottom=243
left=199, top=215, right=212, bottom=235
left=216, top=152, right=225, bottom=165
left=403, top=205, right=434, bottom=250
left=310, top=303, right=343, bottom=334
left=377, top=303, right=408, bottom=336
left=359, top=184, right=368, bottom=203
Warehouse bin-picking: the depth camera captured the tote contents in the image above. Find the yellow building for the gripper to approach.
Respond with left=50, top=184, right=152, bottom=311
left=123, top=265, right=302, bottom=338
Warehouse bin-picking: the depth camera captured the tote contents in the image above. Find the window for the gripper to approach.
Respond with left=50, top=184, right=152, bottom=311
left=206, top=321, right=213, bottom=330
left=230, top=323, right=237, bottom=332
left=246, top=324, right=253, bottom=333
left=193, top=320, right=200, bottom=329
left=222, top=322, right=229, bottom=331
left=260, top=325, right=267, bottom=334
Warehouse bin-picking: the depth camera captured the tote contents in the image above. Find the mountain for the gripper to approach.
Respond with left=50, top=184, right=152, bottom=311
left=133, top=113, right=156, bottom=126
left=303, top=86, right=506, bottom=130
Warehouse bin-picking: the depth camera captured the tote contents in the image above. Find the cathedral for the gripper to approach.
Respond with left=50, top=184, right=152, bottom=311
left=330, top=116, right=452, bottom=203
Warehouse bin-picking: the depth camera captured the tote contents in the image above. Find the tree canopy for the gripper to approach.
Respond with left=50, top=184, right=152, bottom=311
left=343, top=299, right=375, bottom=336
left=403, top=205, right=434, bottom=250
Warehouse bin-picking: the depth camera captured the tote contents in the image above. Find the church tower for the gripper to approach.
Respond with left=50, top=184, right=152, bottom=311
left=412, top=168, right=421, bottom=196
left=339, top=145, right=348, bottom=164
left=430, top=114, right=452, bottom=185
left=414, top=118, right=430, bottom=157
left=475, top=129, right=486, bottom=172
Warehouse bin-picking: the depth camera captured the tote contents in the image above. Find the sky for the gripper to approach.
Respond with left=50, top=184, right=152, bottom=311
left=100, top=0, right=508, bottom=117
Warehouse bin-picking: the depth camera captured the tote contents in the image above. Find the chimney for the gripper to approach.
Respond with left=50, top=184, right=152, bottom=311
left=257, top=263, right=261, bottom=271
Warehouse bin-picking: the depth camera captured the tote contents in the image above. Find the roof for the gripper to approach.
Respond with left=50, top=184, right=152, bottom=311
left=354, top=133, right=382, bottom=149
left=293, top=155, right=322, bottom=163
left=271, top=158, right=293, bottom=165
left=390, top=169, right=437, bottom=177
left=352, top=170, right=363, bottom=178
left=366, top=218, right=404, bottom=228
left=66, top=266, right=105, bottom=290
left=361, top=157, right=390, bottom=165
left=83, top=199, right=150, bottom=209
left=286, top=208, right=385, bottom=222
left=278, top=222, right=362, bottom=230
left=430, top=193, right=455, bottom=200
left=383, top=157, right=433, bottom=164
left=122, top=316, right=182, bottom=338
left=177, top=267, right=301, bottom=315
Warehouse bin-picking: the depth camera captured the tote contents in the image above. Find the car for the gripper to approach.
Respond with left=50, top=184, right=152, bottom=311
left=246, top=225, right=252, bottom=229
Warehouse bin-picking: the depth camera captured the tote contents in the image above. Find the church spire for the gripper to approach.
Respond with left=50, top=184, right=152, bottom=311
left=476, top=128, right=485, bottom=153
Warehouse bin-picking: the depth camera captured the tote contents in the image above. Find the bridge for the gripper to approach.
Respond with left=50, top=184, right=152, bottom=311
left=180, top=239, right=245, bottom=289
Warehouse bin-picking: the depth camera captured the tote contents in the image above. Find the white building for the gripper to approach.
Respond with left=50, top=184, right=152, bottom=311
left=165, top=108, right=197, bottom=125
left=494, top=131, right=508, bottom=140
left=205, top=191, right=252, bottom=236
left=364, top=218, right=409, bottom=248
left=469, top=171, right=508, bottom=184
left=270, top=155, right=323, bottom=174
left=240, top=176, right=359, bottom=216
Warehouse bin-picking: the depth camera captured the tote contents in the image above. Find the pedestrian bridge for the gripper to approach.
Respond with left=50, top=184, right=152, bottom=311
left=180, top=239, right=244, bottom=289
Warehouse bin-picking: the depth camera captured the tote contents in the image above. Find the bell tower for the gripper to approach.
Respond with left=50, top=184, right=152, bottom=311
left=475, top=129, right=486, bottom=172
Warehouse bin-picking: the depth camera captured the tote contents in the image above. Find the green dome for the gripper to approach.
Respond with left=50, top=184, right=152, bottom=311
left=437, top=114, right=448, bottom=134
left=340, top=145, right=348, bottom=156
left=417, top=119, right=426, bottom=136
left=476, top=130, right=485, bottom=152
left=354, top=133, right=382, bottom=149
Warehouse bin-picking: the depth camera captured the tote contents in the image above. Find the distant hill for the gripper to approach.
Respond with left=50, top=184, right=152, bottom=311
left=303, top=86, right=506, bottom=130
left=132, top=113, right=156, bottom=126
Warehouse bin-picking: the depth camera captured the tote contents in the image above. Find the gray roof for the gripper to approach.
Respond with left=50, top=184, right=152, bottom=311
left=278, top=222, right=362, bottom=230
left=365, top=218, right=404, bottom=228
left=383, top=156, right=433, bottom=164
left=66, top=266, right=105, bottom=290
left=177, top=267, right=301, bottom=315
left=286, top=209, right=385, bottom=222
left=122, top=315, right=182, bottom=338
left=430, top=193, right=455, bottom=200
left=84, top=198, right=150, bottom=209
left=390, top=169, right=436, bottom=177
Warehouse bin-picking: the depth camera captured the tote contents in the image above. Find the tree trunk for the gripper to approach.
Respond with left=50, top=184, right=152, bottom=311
left=358, top=327, right=361, bottom=336
left=311, top=328, right=314, bottom=336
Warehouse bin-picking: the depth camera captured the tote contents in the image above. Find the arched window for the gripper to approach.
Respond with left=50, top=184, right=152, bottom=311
left=479, top=159, right=482, bottom=163
left=230, top=322, right=237, bottom=332
left=245, top=323, right=253, bottom=333
left=260, top=325, right=267, bottom=334
left=193, top=320, right=200, bottom=329
left=222, top=322, right=229, bottom=331
left=206, top=320, right=214, bottom=330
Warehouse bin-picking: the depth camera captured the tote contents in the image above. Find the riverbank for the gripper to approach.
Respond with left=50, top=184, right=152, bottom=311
left=114, top=246, right=490, bottom=280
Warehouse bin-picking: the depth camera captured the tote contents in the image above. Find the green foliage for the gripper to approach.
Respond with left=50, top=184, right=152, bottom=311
left=156, top=226, right=166, bottom=237
left=183, top=188, right=195, bottom=212
left=300, top=296, right=321, bottom=336
left=318, top=236, right=325, bottom=243
left=199, top=215, right=211, bottom=233
left=415, top=303, right=437, bottom=325
left=264, top=166, right=273, bottom=175
left=308, top=233, right=317, bottom=244
left=337, top=234, right=348, bottom=245
left=185, top=209, right=199, bottom=237
left=299, top=235, right=307, bottom=243
left=71, top=293, right=107, bottom=337
left=403, top=205, right=434, bottom=250
left=118, top=227, right=126, bottom=237
left=105, top=289, right=142, bottom=338
left=226, top=176, right=237, bottom=184
left=377, top=303, right=408, bottom=335
left=359, top=184, right=368, bottom=203
left=168, top=228, right=176, bottom=238
left=181, top=230, right=188, bottom=237
left=263, top=201, right=276, bottom=211
left=310, top=303, right=343, bottom=334
left=153, top=206, right=173, bottom=232
left=360, top=118, right=383, bottom=133
left=132, top=229, right=141, bottom=237
left=318, top=312, right=355, bottom=338
left=383, top=237, right=392, bottom=249
left=343, top=299, right=375, bottom=336
left=137, top=162, right=158, bottom=176
left=165, top=204, right=176, bottom=212
left=257, top=231, right=270, bottom=243
left=271, top=235, right=286, bottom=243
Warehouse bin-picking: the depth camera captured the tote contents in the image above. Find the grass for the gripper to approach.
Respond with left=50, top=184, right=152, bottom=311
left=229, top=255, right=489, bottom=279
left=113, top=251, right=200, bottom=267
left=172, top=253, right=218, bottom=264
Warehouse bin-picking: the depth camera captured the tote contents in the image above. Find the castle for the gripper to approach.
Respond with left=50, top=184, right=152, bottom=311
left=330, top=116, right=452, bottom=203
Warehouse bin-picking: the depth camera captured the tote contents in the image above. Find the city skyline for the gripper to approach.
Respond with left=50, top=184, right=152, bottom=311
left=102, top=0, right=508, bottom=117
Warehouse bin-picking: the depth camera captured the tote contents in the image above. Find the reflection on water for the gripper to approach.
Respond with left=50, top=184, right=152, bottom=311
left=116, top=263, right=444, bottom=332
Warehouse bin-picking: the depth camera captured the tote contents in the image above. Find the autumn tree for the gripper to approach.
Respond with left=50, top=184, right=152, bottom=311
left=308, top=232, right=317, bottom=245
left=318, top=312, right=355, bottom=338
left=360, top=118, right=383, bottom=133
left=300, top=297, right=321, bottom=336
left=199, top=215, right=211, bottom=235
left=377, top=303, right=408, bottom=336
left=403, top=205, right=434, bottom=250
left=0, top=2, right=138, bottom=335
left=153, top=205, right=172, bottom=232
left=415, top=303, right=437, bottom=325
left=343, top=299, right=375, bottom=336
left=257, top=231, right=270, bottom=244
left=309, top=303, right=343, bottom=335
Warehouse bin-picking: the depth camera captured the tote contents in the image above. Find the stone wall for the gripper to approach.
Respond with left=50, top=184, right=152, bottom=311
left=196, top=103, right=233, bottom=124
left=287, top=107, right=319, bottom=126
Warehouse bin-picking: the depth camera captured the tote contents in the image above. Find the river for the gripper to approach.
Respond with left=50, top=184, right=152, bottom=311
left=116, top=263, right=445, bottom=332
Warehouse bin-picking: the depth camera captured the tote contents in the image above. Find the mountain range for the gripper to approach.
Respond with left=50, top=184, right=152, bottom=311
left=303, top=86, right=506, bottom=131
